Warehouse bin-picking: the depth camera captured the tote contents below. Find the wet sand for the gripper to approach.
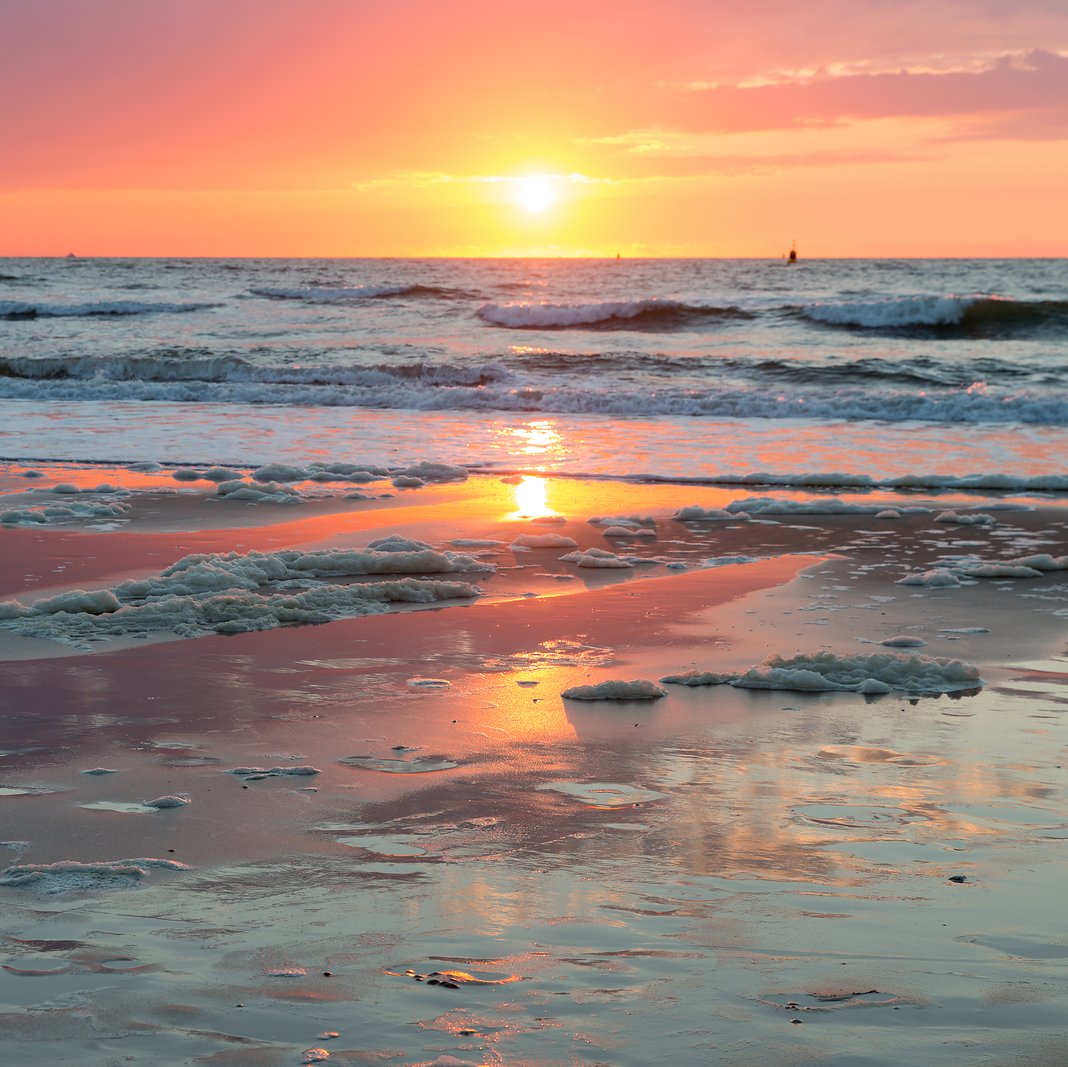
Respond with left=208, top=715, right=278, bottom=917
left=2, top=467, right=1068, bottom=1065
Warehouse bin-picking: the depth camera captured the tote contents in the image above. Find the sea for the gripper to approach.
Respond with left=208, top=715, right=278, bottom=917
left=1, top=256, right=1066, bottom=487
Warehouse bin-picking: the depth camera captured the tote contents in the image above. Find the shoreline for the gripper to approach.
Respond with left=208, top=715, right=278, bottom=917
left=1, top=462, right=1067, bottom=1064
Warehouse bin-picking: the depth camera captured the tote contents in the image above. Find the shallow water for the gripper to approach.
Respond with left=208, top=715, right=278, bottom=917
left=0, top=486, right=1066, bottom=1064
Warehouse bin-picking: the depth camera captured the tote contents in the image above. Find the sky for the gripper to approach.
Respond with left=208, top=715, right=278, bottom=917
left=2, top=0, right=1067, bottom=257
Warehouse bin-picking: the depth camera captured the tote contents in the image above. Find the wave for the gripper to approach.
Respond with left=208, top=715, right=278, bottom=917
left=797, top=295, right=1068, bottom=336
left=2, top=373, right=1065, bottom=425
left=747, top=354, right=1040, bottom=389
left=249, top=284, right=478, bottom=303
left=0, top=353, right=512, bottom=389
left=477, top=299, right=754, bottom=330
left=0, top=300, right=219, bottom=320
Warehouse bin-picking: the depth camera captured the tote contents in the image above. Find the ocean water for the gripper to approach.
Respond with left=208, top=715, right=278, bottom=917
left=2, top=256, right=1066, bottom=482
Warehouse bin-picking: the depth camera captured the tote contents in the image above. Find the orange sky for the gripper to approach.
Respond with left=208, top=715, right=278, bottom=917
left=2, top=0, right=1067, bottom=257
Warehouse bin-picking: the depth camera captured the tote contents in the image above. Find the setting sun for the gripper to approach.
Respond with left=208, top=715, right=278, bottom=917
left=516, top=176, right=556, bottom=213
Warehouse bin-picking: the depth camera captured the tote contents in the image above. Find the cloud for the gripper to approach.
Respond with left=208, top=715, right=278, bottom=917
left=620, top=50, right=1068, bottom=136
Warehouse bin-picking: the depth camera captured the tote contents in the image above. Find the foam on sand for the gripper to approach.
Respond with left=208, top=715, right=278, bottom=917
left=662, top=652, right=981, bottom=695
left=143, top=795, right=190, bottom=808
left=722, top=496, right=932, bottom=517
left=935, top=510, right=996, bottom=526
left=559, top=547, right=635, bottom=569
left=1, top=499, right=131, bottom=526
left=0, top=857, right=189, bottom=894
left=561, top=679, right=667, bottom=701
left=897, top=553, right=1068, bottom=588
left=511, top=533, right=579, bottom=549
left=673, top=505, right=735, bottom=521
left=0, top=543, right=489, bottom=647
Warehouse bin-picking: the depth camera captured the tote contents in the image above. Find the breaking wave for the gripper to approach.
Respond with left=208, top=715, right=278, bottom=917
left=1, top=371, right=1064, bottom=425
left=0, top=353, right=510, bottom=388
left=797, top=295, right=1068, bottom=336
left=0, top=300, right=219, bottom=320
left=477, top=299, right=754, bottom=330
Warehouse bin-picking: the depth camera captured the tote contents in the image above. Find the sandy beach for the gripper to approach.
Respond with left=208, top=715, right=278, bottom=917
left=1, top=462, right=1067, bottom=1065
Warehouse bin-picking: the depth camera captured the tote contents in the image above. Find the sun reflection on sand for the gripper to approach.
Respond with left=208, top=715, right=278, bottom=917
left=506, top=474, right=562, bottom=522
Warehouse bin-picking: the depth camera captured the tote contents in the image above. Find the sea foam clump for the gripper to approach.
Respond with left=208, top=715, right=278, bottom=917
left=562, top=679, right=667, bottom=701
left=511, top=533, right=578, bottom=549
left=662, top=651, right=981, bottom=695
left=1, top=499, right=132, bottom=527
left=216, top=479, right=304, bottom=504
left=589, top=515, right=656, bottom=528
left=898, top=553, right=1067, bottom=587
left=673, top=505, right=735, bottom=521
left=724, top=496, right=928, bottom=518
left=559, top=547, right=634, bottom=569
left=0, top=544, right=489, bottom=646
left=896, top=568, right=964, bottom=588
left=935, top=511, right=996, bottom=526
left=0, top=857, right=189, bottom=894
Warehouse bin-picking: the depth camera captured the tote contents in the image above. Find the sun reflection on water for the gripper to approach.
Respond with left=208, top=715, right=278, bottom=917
left=496, top=419, right=567, bottom=466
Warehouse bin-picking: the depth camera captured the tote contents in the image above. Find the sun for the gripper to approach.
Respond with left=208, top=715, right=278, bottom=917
left=516, top=176, right=556, bottom=213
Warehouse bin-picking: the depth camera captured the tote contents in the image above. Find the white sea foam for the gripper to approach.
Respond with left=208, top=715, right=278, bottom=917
left=724, top=496, right=929, bottom=517
left=800, top=295, right=976, bottom=329
left=673, top=505, right=735, bottom=521
left=216, top=479, right=305, bottom=504
left=559, top=547, right=634, bottom=569
left=511, top=533, right=578, bottom=549
left=880, top=636, right=927, bottom=647
left=0, top=857, right=189, bottom=894
left=0, top=299, right=218, bottom=319
left=478, top=299, right=687, bottom=329
left=898, top=552, right=1067, bottom=587
left=561, top=679, right=667, bottom=701
left=227, top=766, right=320, bottom=778
left=896, top=568, right=963, bottom=588
left=935, top=511, right=996, bottom=526
left=589, top=515, right=656, bottom=527
left=144, top=795, right=190, bottom=808
left=662, top=651, right=980, bottom=695
left=0, top=544, right=489, bottom=646
left=3, top=374, right=1066, bottom=427
left=1, top=499, right=131, bottom=526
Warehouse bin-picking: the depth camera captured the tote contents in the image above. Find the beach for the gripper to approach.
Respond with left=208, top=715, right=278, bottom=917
left=2, top=455, right=1067, bottom=1065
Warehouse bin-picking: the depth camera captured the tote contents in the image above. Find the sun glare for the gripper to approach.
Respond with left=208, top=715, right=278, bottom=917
left=514, top=475, right=550, bottom=516
left=516, top=177, right=555, bottom=212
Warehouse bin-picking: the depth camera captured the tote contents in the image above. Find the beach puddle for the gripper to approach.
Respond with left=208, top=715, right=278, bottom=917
left=763, top=988, right=907, bottom=1013
left=339, top=754, right=460, bottom=773
left=158, top=755, right=223, bottom=767
left=960, top=935, right=1068, bottom=959
left=539, top=781, right=669, bottom=808
left=813, top=745, right=945, bottom=766
left=0, top=784, right=64, bottom=797
left=81, top=800, right=161, bottom=815
left=334, top=835, right=430, bottom=857
left=794, top=804, right=930, bottom=829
